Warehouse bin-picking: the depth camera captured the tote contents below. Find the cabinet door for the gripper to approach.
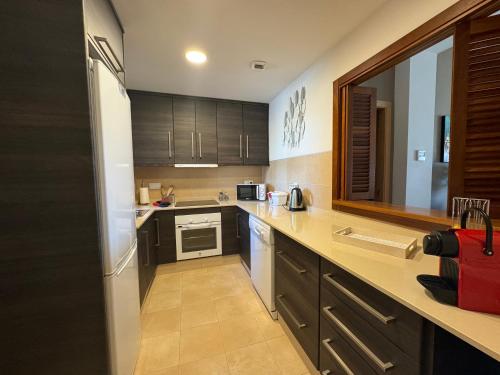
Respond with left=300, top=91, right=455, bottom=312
left=130, top=92, right=174, bottom=166
left=137, top=228, right=149, bottom=306
left=238, top=208, right=250, bottom=269
left=173, top=97, right=196, bottom=164
left=221, top=206, right=240, bottom=255
left=195, top=100, right=217, bottom=164
left=243, top=103, right=269, bottom=165
left=85, top=0, right=124, bottom=80
left=155, top=212, right=176, bottom=264
left=217, top=102, right=243, bottom=165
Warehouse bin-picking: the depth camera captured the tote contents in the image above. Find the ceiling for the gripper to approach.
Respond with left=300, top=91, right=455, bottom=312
left=113, top=0, right=388, bottom=103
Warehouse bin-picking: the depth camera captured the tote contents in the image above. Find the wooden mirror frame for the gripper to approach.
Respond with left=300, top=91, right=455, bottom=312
left=331, top=0, right=499, bottom=231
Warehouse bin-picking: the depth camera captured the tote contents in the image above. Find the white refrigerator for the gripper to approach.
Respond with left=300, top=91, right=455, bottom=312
left=89, top=59, right=141, bottom=375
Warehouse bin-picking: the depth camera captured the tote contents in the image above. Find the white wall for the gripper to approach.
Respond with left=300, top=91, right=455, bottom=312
left=268, top=0, right=459, bottom=161
left=392, top=60, right=410, bottom=205
left=431, top=48, right=453, bottom=210
left=405, top=51, right=438, bottom=209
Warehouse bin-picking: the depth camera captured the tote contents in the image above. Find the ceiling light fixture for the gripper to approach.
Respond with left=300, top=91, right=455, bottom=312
left=185, top=50, right=207, bottom=64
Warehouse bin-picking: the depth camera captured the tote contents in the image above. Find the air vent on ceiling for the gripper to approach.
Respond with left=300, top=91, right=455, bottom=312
left=251, top=60, right=267, bottom=70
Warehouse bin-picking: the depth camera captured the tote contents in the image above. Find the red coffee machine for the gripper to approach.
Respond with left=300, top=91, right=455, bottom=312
left=417, top=208, right=500, bottom=315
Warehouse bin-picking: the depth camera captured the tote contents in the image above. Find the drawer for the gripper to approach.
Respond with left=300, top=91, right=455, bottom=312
left=275, top=231, right=319, bottom=279
left=276, top=289, right=318, bottom=367
left=321, top=259, right=423, bottom=360
left=320, top=316, right=377, bottom=375
left=321, top=286, right=419, bottom=375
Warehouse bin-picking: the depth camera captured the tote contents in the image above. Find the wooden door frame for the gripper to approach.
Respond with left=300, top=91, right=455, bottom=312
left=332, top=0, right=499, bottom=230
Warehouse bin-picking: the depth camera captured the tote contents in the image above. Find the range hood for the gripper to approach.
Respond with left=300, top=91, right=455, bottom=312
left=174, top=164, right=218, bottom=168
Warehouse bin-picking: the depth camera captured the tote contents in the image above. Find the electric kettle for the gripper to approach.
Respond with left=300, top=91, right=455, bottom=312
left=288, top=187, right=305, bottom=211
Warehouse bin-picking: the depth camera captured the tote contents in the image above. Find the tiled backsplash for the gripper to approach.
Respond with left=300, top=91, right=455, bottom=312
left=134, top=166, right=263, bottom=202
left=262, top=151, right=332, bottom=210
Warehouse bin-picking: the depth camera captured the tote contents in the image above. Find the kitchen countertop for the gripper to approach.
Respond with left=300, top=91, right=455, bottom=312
left=136, top=200, right=500, bottom=361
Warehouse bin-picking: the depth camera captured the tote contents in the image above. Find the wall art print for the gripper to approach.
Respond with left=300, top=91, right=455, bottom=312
left=283, top=86, right=306, bottom=148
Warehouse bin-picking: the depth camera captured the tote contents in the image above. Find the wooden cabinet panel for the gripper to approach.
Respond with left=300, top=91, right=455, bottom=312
left=238, top=208, right=250, bottom=269
left=129, top=91, right=174, bottom=166
left=155, top=211, right=176, bottom=264
left=321, top=259, right=423, bottom=361
left=275, top=231, right=319, bottom=367
left=195, top=100, right=217, bottom=164
left=243, top=103, right=269, bottom=165
left=221, top=206, right=240, bottom=255
left=173, top=97, right=196, bottom=164
left=137, top=217, right=157, bottom=306
left=217, top=102, right=243, bottom=165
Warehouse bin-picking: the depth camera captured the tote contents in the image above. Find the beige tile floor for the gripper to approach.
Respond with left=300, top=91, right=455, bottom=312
left=135, top=255, right=312, bottom=375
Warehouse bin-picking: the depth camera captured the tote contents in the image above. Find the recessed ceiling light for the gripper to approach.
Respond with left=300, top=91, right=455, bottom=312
left=185, top=50, right=207, bottom=64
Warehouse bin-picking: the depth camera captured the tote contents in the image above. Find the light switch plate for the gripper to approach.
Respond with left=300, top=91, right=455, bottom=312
left=416, top=150, right=426, bottom=161
left=149, top=182, right=162, bottom=190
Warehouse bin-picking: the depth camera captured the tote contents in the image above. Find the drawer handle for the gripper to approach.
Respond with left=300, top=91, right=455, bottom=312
left=323, top=273, right=395, bottom=325
left=323, top=306, right=395, bottom=372
left=322, top=339, right=354, bottom=375
left=276, top=294, right=307, bottom=329
left=276, top=251, right=306, bottom=274
left=154, top=218, right=160, bottom=246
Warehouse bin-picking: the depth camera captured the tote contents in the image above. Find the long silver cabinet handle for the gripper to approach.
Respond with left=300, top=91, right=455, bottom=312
left=199, top=133, right=202, bottom=158
left=276, top=251, right=306, bottom=274
left=239, top=134, right=243, bottom=159
left=246, top=135, right=249, bottom=158
left=168, top=131, right=172, bottom=158
left=276, top=294, right=307, bottom=329
left=321, top=339, right=354, bottom=375
left=143, top=231, right=150, bottom=267
left=191, top=132, right=194, bottom=158
left=154, top=218, right=160, bottom=246
left=323, top=273, right=395, bottom=325
left=323, top=306, right=395, bottom=372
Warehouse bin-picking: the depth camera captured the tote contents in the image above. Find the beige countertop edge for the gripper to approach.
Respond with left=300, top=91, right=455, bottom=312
left=135, top=201, right=500, bottom=361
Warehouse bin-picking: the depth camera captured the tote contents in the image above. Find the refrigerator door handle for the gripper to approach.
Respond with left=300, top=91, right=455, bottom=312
left=114, top=241, right=138, bottom=277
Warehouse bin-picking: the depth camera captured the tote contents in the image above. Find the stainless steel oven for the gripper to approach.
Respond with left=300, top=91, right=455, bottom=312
left=175, top=212, right=222, bottom=260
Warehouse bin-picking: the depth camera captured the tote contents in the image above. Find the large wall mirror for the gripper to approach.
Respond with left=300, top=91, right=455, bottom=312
left=332, top=0, right=500, bottom=229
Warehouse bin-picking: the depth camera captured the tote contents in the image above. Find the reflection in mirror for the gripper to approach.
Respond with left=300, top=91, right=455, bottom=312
left=354, top=36, right=454, bottom=212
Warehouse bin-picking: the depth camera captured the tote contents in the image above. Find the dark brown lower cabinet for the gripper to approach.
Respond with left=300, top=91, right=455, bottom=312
left=155, top=211, right=176, bottom=264
left=137, top=216, right=158, bottom=306
left=275, top=231, right=320, bottom=367
left=221, top=206, right=240, bottom=255
left=238, top=208, right=250, bottom=270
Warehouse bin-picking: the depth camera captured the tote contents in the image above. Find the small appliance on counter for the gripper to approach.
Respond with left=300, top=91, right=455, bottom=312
left=417, top=208, right=500, bottom=315
left=268, top=191, right=288, bottom=206
left=287, top=187, right=305, bottom=211
left=237, top=183, right=265, bottom=201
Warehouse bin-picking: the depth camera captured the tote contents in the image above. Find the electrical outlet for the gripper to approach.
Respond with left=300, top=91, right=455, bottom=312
left=149, top=182, right=162, bottom=190
left=416, top=150, right=426, bottom=161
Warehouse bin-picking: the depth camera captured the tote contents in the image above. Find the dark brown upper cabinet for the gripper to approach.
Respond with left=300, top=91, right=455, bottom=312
left=173, top=97, right=197, bottom=164
left=130, top=91, right=174, bottom=166
left=217, top=102, right=244, bottom=165
left=243, top=103, right=269, bottom=165
left=195, top=100, right=218, bottom=164
left=129, top=91, right=269, bottom=166
left=173, top=97, right=218, bottom=165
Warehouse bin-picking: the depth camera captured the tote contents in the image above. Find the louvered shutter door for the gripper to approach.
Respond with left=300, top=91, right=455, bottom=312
left=347, top=86, right=377, bottom=200
left=450, top=15, right=500, bottom=217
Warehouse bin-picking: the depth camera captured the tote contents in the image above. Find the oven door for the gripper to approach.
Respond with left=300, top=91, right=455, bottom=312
left=175, top=222, right=222, bottom=260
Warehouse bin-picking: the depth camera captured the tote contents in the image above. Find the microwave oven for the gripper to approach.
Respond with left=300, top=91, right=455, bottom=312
left=237, top=184, right=266, bottom=201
